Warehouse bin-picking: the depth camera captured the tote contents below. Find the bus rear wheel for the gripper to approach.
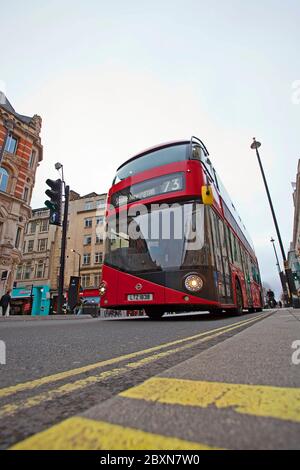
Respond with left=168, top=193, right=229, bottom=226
left=145, top=309, right=165, bottom=320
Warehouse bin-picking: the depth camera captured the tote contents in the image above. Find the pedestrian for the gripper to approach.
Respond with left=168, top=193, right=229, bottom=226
left=0, top=290, right=12, bottom=316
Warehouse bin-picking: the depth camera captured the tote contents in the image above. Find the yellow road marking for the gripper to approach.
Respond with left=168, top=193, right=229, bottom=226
left=121, top=377, right=300, bottom=424
left=0, top=312, right=270, bottom=399
left=9, top=416, right=220, bottom=450
left=0, top=314, right=271, bottom=419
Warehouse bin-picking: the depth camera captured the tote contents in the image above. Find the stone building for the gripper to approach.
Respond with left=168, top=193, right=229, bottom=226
left=50, top=191, right=107, bottom=296
left=0, top=92, right=42, bottom=295
left=291, top=159, right=300, bottom=256
left=288, top=159, right=300, bottom=301
left=15, top=207, right=57, bottom=288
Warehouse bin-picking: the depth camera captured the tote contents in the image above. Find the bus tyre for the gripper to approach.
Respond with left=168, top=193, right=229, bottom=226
left=233, top=281, right=243, bottom=315
left=255, top=307, right=263, bottom=312
left=248, top=307, right=255, bottom=314
left=145, top=309, right=164, bottom=320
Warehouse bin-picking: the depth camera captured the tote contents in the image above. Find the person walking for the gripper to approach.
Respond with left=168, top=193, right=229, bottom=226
left=0, top=290, right=12, bottom=316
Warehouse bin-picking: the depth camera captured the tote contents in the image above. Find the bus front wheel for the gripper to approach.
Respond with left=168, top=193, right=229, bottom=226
left=145, top=309, right=165, bottom=320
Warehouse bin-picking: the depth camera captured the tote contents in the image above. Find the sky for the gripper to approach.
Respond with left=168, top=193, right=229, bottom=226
left=1, top=0, right=299, bottom=297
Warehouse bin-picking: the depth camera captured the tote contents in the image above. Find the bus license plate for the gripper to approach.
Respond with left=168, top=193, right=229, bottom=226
left=127, top=294, right=153, bottom=301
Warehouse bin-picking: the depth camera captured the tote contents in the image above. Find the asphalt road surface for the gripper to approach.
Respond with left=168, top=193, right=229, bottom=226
left=0, top=310, right=273, bottom=449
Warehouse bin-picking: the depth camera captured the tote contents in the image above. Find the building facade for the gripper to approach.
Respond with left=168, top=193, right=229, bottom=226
left=0, top=92, right=43, bottom=296
left=291, top=160, right=300, bottom=256
left=15, top=207, right=57, bottom=288
left=288, top=159, right=300, bottom=304
left=50, top=191, right=107, bottom=296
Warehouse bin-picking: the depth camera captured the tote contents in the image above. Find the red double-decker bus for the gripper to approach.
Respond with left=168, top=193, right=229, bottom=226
left=99, top=137, right=263, bottom=319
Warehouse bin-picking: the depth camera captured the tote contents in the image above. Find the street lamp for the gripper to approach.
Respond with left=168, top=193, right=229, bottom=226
left=55, top=161, right=65, bottom=184
left=251, top=138, right=293, bottom=304
left=71, top=249, right=81, bottom=278
left=270, top=237, right=281, bottom=273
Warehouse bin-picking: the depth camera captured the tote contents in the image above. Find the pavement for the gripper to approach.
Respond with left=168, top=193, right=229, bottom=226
left=7, top=308, right=300, bottom=450
left=0, top=314, right=93, bottom=321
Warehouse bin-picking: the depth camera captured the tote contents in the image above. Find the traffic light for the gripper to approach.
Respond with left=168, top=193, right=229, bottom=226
left=45, top=179, right=62, bottom=226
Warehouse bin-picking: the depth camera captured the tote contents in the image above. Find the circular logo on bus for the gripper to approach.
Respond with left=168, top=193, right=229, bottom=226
left=135, top=283, right=142, bottom=291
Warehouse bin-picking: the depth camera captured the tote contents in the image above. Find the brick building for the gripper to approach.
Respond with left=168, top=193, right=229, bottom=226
left=0, top=92, right=43, bottom=295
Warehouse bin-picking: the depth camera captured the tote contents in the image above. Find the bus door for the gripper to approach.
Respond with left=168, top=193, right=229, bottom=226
left=210, top=211, right=231, bottom=303
left=218, top=219, right=233, bottom=303
left=241, top=250, right=252, bottom=307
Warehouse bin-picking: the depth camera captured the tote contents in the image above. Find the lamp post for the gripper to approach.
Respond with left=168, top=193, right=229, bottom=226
left=55, top=162, right=70, bottom=314
left=71, top=249, right=81, bottom=278
left=251, top=138, right=293, bottom=304
left=270, top=237, right=281, bottom=273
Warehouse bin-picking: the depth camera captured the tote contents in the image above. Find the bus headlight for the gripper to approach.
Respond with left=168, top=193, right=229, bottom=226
left=99, top=281, right=107, bottom=296
left=184, top=274, right=203, bottom=292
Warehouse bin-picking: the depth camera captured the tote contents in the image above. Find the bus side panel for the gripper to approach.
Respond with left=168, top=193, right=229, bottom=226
left=251, top=283, right=263, bottom=307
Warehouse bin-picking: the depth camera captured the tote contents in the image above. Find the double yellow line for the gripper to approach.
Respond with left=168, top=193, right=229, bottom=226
left=0, top=312, right=271, bottom=419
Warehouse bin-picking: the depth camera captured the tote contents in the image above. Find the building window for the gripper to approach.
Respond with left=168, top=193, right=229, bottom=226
left=24, top=262, right=32, bottom=280
left=5, top=133, right=18, bottom=154
left=35, top=261, right=45, bottom=279
left=83, top=253, right=91, bottom=265
left=29, top=149, right=36, bottom=168
left=96, top=200, right=106, bottom=209
left=96, top=216, right=104, bottom=225
left=28, top=221, right=37, bottom=234
left=16, top=265, right=23, bottom=280
left=27, top=240, right=34, bottom=252
left=94, top=274, right=101, bottom=286
left=0, top=167, right=9, bottom=192
left=95, top=252, right=103, bottom=264
left=81, top=274, right=91, bottom=288
left=23, top=187, right=29, bottom=203
left=95, top=235, right=103, bottom=244
left=40, top=219, right=49, bottom=232
left=15, top=227, right=22, bottom=249
left=84, top=235, right=92, bottom=245
left=38, top=238, right=47, bottom=251
left=85, top=201, right=94, bottom=211
left=84, top=218, right=93, bottom=228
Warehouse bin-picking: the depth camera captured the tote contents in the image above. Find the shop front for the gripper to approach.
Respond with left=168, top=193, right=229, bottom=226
left=11, top=285, right=51, bottom=315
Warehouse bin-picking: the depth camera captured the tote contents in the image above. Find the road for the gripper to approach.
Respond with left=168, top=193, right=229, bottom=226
left=0, top=309, right=299, bottom=450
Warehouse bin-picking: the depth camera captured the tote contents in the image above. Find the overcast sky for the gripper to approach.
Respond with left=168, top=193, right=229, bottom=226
left=1, top=0, right=299, bottom=296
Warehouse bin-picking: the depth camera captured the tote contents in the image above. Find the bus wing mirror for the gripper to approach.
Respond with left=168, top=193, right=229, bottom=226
left=201, top=185, right=214, bottom=205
